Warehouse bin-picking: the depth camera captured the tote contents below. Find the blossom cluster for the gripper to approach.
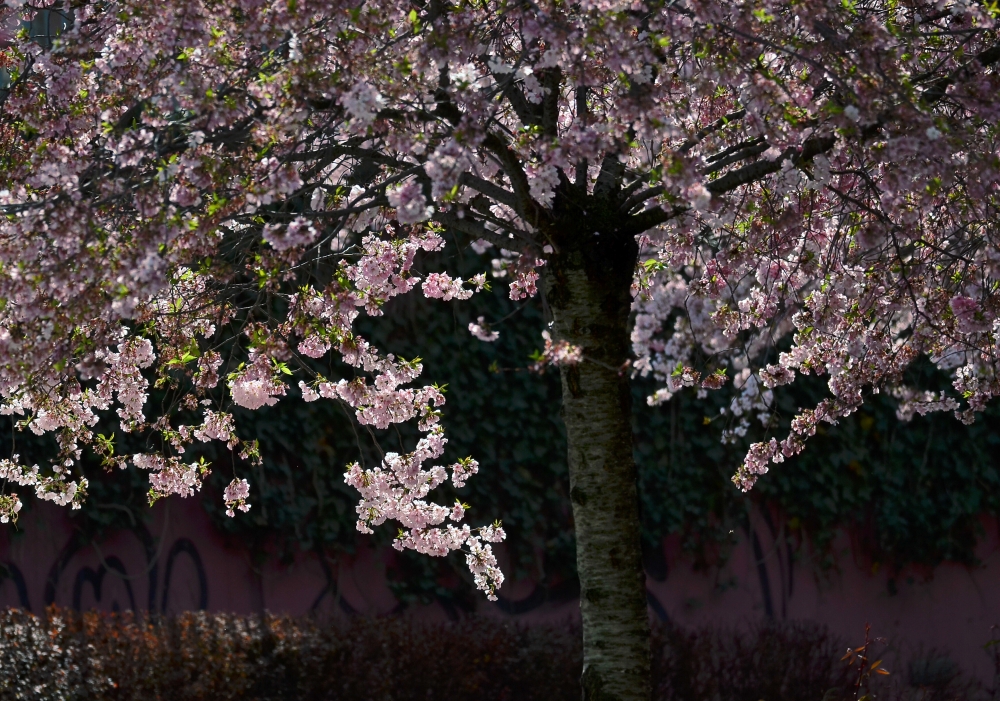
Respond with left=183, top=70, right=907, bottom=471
left=531, top=331, right=584, bottom=372
left=468, top=316, right=500, bottom=342
left=344, top=429, right=503, bottom=599
left=223, top=478, right=251, bottom=518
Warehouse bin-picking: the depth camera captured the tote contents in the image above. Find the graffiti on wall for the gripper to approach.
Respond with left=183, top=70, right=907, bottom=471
left=2, top=500, right=1000, bottom=682
left=1, top=526, right=207, bottom=614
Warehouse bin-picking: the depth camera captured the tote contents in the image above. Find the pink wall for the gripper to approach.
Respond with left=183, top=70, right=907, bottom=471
left=2, top=499, right=998, bottom=682
left=646, top=505, right=1000, bottom=683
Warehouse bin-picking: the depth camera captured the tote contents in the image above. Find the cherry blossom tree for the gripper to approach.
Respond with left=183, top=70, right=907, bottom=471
left=1, top=0, right=999, bottom=697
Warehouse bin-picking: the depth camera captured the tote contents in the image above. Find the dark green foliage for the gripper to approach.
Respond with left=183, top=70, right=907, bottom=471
left=635, top=362, right=1000, bottom=576
left=7, top=245, right=1000, bottom=602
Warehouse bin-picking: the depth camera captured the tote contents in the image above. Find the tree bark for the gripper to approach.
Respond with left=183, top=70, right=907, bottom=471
left=547, top=234, right=650, bottom=701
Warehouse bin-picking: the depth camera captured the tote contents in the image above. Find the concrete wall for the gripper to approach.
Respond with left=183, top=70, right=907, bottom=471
left=2, top=498, right=998, bottom=681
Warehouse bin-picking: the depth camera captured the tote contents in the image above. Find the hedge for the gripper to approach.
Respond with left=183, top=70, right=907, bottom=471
left=0, top=607, right=983, bottom=701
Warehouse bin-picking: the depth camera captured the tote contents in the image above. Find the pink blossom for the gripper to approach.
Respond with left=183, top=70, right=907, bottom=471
left=223, top=478, right=251, bottom=517
left=297, top=335, right=330, bottom=358
left=342, top=82, right=385, bottom=129
left=422, top=272, right=474, bottom=301
left=527, top=163, right=560, bottom=208
left=468, top=316, right=499, bottom=342
left=950, top=295, right=989, bottom=333
left=228, top=355, right=286, bottom=410
left=388, top=181, right=433, bottom=224
left=263, top=217, right=318, bottom=251
left=193, top=410, right=236, bottom=447
left=134, top=454, right=209, bottom=501
left=532, top=331, right=583, bottom=371
left=298, top=381, right=320, bottom=402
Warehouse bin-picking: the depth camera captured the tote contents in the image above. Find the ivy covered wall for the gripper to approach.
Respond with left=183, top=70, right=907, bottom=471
left=9, top=246, right=1000, bottom=608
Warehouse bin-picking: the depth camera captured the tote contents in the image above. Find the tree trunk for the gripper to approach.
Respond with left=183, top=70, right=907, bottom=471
left=547, top=235, right=650, bottom=701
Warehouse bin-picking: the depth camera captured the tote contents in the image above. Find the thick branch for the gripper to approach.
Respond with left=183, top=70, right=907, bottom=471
left=458, top=172, right=519, bottom=209
left=283, top=144, right=407, bottom=169
left=678, top=109, right=748, bottom=153
left=593, top=154, right=625, bottom=200
left=703, top=140, right=770, bottom=175
left=923, top=41, right=1000, bottom=104
left=540, top=68, right=562, bottom=137
left=620, top=186, right=665, bottom=214
left=435, top=210, right=537, bottom=249
left=704, top=135, right=766, bottom=164
left=620, top=203, right=686, bottom=237
left=482, top=132, right=551, bottom=227
left=707, top=135, right=836, bottom=194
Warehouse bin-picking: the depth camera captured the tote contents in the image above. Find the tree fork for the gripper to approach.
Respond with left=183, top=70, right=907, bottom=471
left=547, top=228, right=650, bottom=701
